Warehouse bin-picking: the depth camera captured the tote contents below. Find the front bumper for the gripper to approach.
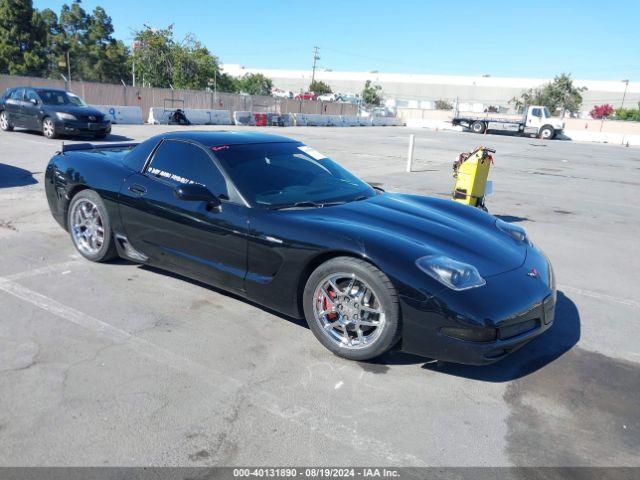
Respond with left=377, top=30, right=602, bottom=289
left=54, top=119, right=111, bottom=137
left=399, top=247, right=556, bottom=365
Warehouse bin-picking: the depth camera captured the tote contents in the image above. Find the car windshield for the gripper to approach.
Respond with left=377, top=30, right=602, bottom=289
left=36, top=90, right=87, bottom=106
left=214, top=142, right=375, bottom=208
left=543, top=107, right=551, bottom=117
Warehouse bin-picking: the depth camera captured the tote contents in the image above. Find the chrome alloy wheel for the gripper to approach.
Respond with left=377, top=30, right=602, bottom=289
left=312, top=273, right=386, bottom=349
left=0, top=112, right=8, bottom=129
left=43, top=119, right=55, bottom=138
left=70, top=199, right=105, bottom=255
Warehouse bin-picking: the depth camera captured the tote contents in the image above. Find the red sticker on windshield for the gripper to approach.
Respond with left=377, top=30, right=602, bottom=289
left=211, top=145, right=229, bottom=151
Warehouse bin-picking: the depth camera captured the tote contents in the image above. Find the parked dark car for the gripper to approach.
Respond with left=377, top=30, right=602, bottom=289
left=45, top=131, right=556, bottom=364
left=0, top=87, right=111, bottom=139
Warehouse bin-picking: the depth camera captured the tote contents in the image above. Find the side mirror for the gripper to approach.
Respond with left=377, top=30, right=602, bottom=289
left=29, top=98, right=38, bottom=105
left=174, top=183, right=221, bottom=211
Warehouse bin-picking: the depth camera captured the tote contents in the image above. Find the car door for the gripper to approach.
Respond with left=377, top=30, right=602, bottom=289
left=527, top=107, right=544, bottom=130
left=119, top=138, right=248, bottom=292
left=5, top=88, right=25, bottom=127
left=22, top=89, right=42, bottom=130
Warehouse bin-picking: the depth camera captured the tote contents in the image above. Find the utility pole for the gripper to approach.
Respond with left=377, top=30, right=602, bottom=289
left=66, top=50, right=71, bottom=82
left=310, top=46, right=320, bottom=88
left=621, top=79, right=629, bottom=108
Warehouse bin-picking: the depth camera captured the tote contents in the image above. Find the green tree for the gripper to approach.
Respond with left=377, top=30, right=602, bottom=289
left=38, top=2, right=129, bottom=83
left=215, top=72, right=238, bottom=93
left=309, top=80, right=332, bottom=95
left=132, top=25, right=228, bottom=90
left=511, top=73, right=586, bottom=116
left=0, top=0, right=47, bottom=75
left=85, top=7, right=129, bottom=82
left=132, top=25, right=175, bottom=87
left=236, top=73, right=273, bottom=96
left=361, top=80, right=382, bottom=106
left=171, top=35, right=218, bottom=90
left=434, top=99, right=453, bottom=110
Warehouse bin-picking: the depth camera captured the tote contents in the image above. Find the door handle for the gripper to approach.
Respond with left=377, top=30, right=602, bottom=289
left=128, top=184, right=147, bottom=195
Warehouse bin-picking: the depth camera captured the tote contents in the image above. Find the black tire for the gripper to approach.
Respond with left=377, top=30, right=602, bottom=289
left=42, top=117, right=58, bottom=139
left=303, top=256, right=401, bottom=361
left=0, top=110, right=13, bottom=131
left=539, top=125, right=555, bottom=140
left=67, top=189, right=118, bottom=262
left=471, top=121, right=486, bottom=134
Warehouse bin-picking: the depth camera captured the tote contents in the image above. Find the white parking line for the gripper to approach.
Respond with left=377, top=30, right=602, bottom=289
left=0, top=275, right=426, bottom=465
left=6, top=259, right=85, bottom=281
left=559, top=284, right=640, bottom=310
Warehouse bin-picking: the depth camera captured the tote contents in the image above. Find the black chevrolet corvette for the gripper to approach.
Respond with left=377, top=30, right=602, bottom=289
left=45, top=131, right=556, bottom=364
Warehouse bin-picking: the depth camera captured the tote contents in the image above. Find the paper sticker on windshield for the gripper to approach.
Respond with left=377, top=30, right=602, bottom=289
left=298, top=145, right=327, bottom=160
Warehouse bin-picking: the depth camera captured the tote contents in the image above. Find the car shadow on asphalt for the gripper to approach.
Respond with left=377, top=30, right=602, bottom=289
left=139, top=264, right=309, bottom=330
left=358, top=291, right=580, bottom=381
left=0, top=163, right=38, bottom=188
left=5, top=129, right=133, bottom=142
left=494, top=214, right=531, bottom=223
left=134, top=263, right=579, bottom=382
left=420, top=291, right=580, bottom=382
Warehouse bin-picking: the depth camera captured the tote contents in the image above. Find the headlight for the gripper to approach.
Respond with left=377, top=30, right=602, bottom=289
left=56, top=112, right=77, bottom=121
left=496, top=218, right=530, bottom=244
left=416, top=255, right=485, bottom=291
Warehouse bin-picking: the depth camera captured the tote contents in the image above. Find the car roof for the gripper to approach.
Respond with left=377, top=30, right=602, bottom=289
left=33, top=87, right=67, bottom=93
left=158, top=130, right=300, bottom=147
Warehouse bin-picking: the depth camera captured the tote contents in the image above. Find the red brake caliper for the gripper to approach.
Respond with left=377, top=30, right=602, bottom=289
left=324, top=288, right=338, bottom=320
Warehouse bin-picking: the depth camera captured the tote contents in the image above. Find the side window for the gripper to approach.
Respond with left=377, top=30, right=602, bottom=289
left=146, top=140, right=227, bottom=196
left=531, top=108, right=542, bottom=117
left=10, top=89, right=24, bottom=101
left=25, top=90, right=38, bottom=102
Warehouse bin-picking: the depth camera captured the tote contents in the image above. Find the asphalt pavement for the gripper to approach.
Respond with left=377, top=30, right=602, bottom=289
left=0, top=124, right=638, bottom=466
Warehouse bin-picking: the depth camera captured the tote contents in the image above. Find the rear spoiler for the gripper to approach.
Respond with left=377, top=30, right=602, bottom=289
left=59, top=142, right=139, bottom=154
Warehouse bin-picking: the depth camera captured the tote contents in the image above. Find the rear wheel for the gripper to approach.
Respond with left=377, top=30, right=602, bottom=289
left=0, top=111, right=13, bottom=131
left=42, top=117, right=57, bottom=139
left=303, top=257, right=401, bottom=361
left=67, top=190, right=118, bottom=262
left=471, top=121, right=486, bottom=134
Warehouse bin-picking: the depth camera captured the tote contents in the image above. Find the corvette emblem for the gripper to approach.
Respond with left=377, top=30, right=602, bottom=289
left=527, top=268, right=539, bottom=279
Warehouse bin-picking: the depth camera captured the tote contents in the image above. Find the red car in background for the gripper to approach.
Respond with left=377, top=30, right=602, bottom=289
left=294, top=92, right=317, bottom=101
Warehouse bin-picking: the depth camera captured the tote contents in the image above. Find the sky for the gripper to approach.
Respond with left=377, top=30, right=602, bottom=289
left=33, top=0, right=640, bottom=81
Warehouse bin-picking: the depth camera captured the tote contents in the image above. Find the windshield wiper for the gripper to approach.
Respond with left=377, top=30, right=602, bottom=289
left=267, top=201, right=322, bottom=210
left=268, top=195, right=371, bottom=210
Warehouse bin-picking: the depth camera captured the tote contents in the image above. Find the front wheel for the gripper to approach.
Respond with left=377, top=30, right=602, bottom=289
left=539, top=126, right=555, bottom=139
left=303, top=257, right=401, bottom=361
left=0, top=111, right=13, bottom=131
left=42, top=117, right=58, bottom=139
left=67, top=189, right=118, bottom=262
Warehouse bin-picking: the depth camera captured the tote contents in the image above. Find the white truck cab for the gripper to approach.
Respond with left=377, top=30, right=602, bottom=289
left=524, top=106, right=565, bottom=139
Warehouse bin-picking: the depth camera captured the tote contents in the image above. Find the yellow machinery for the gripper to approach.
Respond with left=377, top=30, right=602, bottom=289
left=452, top=146, right=495, bottom=210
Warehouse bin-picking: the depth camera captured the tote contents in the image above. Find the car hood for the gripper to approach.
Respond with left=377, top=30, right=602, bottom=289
left=45, top=105, right=104, bottom=118
left=302, top=193, right=527, bottom=277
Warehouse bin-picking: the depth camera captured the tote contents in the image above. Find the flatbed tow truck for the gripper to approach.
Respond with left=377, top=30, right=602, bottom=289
left=452, top=105, right=565, bottom=139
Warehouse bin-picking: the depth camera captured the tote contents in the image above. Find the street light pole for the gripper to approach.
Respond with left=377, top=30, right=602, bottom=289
left=621, top=79, right=629, bottom=109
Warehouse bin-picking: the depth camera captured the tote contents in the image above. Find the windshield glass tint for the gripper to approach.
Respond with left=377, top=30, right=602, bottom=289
left=543, top=107, right=551, bottom=117
left=214, top=142, right=374, bottom=207
left=37, top=90, right=87, bottom=106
